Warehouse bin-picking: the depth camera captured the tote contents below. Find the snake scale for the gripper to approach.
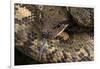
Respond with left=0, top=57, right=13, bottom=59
left=15, top=3, right=94, bottom=63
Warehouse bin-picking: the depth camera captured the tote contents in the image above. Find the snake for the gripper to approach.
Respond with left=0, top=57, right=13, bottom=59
left=14, top=3, right=94, bottom=63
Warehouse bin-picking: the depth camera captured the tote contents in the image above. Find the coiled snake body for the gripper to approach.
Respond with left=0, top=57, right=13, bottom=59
left=15, top=3, right=94, bottom=63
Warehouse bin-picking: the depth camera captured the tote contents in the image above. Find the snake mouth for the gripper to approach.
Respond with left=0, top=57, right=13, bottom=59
left=41, top=24, right=69, bottom=39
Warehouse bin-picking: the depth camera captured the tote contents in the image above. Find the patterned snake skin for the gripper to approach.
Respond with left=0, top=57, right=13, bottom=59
left=15, top=3, right=94, bottom=63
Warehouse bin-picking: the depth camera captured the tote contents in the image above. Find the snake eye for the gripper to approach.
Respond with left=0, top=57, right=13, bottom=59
left=41, top=32, right=48, bottom=38
left=57, top=23, right=62, bottom=28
